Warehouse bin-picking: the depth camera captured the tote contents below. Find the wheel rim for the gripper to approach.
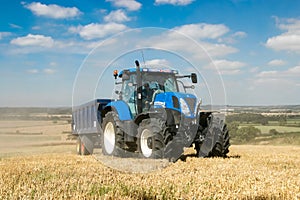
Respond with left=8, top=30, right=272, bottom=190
left=104, top=122, right=115, bottom=154
left=140, top=129, right=153, bottom=158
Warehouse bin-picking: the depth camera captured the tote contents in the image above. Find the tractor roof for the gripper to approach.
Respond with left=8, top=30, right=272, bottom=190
left=118, top=68, right=178, bottom=77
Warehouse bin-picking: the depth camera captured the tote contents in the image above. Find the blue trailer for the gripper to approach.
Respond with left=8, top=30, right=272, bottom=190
left=72, top=99, right=111, bottom=155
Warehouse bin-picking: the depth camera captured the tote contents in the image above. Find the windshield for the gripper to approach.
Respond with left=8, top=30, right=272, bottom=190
left=121, top=72, right=178, bottom=115
left=142, top=72, right=178, bottom=92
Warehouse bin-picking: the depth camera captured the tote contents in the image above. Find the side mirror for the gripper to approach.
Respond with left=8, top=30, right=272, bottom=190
left=122, top=70, right=130, bottom=81
left=191, top=73, right=197, bottom=83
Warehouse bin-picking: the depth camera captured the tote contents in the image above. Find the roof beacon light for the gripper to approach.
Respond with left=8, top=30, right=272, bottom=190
left=113, top=70, right=118, bottom=79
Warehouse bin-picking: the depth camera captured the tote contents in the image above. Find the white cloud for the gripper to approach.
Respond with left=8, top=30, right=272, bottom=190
left=172, top=23, right=229, bottom=39
left=219, top=31, right=247, bottom=44
left=10, top=34, right=54, bottom=47
left=49, top=62, right=57, bottom=67
left=144, top=59, right=171, bottom=67
left=267, top=59, right=286, bottom=67
left=200, top=42, right=237, bottom=58
left=24, top=2, right=82, bottom=19
left=249, top=67, right=259, bottom=73
left=205, top=59, right=246, bottom=75
left=0, top=32, right=11, bottom=40
left=9, top=23, right=22, bottom=29
left=32, top=26, right=41, bottom=30
left=253, top=66, right=300, bottom=100
left=155, top=0, right=194, bottom=6
left=44, top=68, right=56, bottom=74
left=138, top=24, right=237, bottom=60
left=257, top=65, right=300, bottom=78
left=106, top=0, right=142, bottom=11
left=99, top=9, right=107, bottom=14
left=256, top=70, right=278, bottom=78
left=232, top=31, right=247, bottom=38
left=104, top=9, right=130, bottom=22
left=266, top=18, right=300, bottom=53
left=266, top=34, right=300, bottom=52
left=163, top=23, right=237, bottom=58
left=27, top=69, right=39, bottom=74
left=288, top=65, right=300, bottom=74
left=140, top=35, right=237, bottom=59
left=276, top=17, right=300, bottom=33
left=69, top=23, right=127, bottom=40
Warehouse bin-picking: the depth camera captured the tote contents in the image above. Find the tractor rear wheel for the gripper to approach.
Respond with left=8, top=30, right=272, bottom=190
left=196, top=114, right=230, bottom=157
left=137, top=118, right=165, bottom=159
left=101, top=111, right=124, bottom=157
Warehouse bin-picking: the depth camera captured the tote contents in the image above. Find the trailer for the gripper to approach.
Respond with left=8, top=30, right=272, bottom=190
left=72, top=99, right=111, bottom=155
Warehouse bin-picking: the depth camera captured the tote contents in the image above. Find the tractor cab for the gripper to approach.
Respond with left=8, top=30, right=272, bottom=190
left=116, top=68, right=180, bottom=116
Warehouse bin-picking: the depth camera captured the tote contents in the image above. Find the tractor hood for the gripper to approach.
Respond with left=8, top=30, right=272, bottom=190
left=153, top=92, right=197, bottom=118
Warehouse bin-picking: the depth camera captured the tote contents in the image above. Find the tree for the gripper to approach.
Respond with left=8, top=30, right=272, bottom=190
left=278, top=116, right=287, bottom=126
left=231, top=126, right=261, bottom=142
left=269, top=129, right=280, bottom=135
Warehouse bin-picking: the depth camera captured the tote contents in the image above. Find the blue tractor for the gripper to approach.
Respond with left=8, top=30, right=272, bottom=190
left=73, top=60, right=230, bottom=160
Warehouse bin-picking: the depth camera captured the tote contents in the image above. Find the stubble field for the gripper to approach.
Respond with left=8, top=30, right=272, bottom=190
left=0, top=120, right=299, bottom=199
left=0, top=146, right=299, bottom=199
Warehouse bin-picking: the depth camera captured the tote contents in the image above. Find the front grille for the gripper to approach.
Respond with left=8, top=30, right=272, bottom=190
left=185, top=97, right=196, bottom=114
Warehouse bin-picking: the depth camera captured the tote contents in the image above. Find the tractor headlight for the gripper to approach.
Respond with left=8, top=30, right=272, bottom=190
left=179, top=98, right=191, bottom=116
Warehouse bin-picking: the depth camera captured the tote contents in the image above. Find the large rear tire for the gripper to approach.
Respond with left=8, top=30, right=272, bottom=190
left=137, top=118, right=165, bottom=159
left=101, top=111, right=124, bottom=157
left=208, top=123, right=230, bottom=157
left=196, top=114, right=230, bottom=157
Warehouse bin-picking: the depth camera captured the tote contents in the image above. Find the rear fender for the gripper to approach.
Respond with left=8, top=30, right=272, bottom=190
left=198, top=111, right=225, bottom=129
left=102, top=100, right=133, bottom=121
left=198, top=112, right=212, bottom=129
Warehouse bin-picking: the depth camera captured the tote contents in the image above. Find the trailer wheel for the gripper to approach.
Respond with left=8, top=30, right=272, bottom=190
left=76, top=137, right=81, bottom=155
left=137, top=118, right=165, bottom=159
left=196, top=115, right=230, bottom=157
left=81, top=140, right=90, bottom=155
left=101, top=111, right=124, bottom=156
left=77, top=136, right=94, bottom=156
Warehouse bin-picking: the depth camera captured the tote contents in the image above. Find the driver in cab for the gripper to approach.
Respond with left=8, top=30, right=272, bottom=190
left=142, top=83, right=154, bottom=110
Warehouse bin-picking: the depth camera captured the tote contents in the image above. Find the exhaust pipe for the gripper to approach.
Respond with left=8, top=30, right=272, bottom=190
left=135, top=60, right=143, bottom=114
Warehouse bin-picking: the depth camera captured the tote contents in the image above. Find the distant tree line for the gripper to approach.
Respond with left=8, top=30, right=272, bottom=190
left=225, top=113, right=300, bottom=143
left=227, top=122, right=261, bottom=142
left=0, top=107, right=71, bottom=115
left=0, top=107, right=72, bottom=121
left=226, top=113, right=291, bottom=126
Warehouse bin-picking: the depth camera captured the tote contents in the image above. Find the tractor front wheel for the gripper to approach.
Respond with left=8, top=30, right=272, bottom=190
left=137, top=118, right=165, bottom=159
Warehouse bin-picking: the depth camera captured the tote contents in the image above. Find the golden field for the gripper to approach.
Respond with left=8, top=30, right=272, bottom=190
left=0, top=145, right=299, bottom=199
left=0, top=120, right=299, bottom=199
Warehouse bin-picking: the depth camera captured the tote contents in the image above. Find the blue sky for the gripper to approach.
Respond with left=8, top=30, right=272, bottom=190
left=1, top=0, right=300, bottom=107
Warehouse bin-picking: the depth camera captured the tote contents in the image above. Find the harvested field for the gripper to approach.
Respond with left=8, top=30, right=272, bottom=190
left=0, top=145, right=299, bottom=199
left=0, top=120, right=73, bottom=157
